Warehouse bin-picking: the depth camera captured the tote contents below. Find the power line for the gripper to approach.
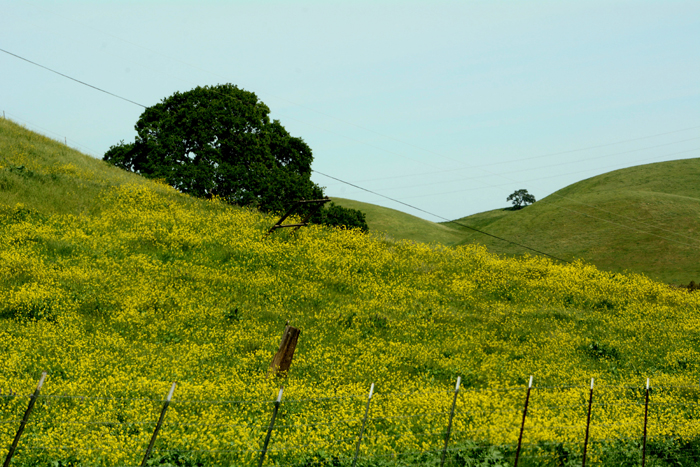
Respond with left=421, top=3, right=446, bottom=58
left=4, top=43, right=698, bottom=256
left=344, top=135, right=700, bottom=187
left=20, top=2, right=700, bottom=190
left=0, top=47, right=147, bottom=108
left=379, top=147, right=700, bottom=200
left=313, top=170, right=571, bottom=263
left=547, top=194, right=700, bottom=246
left=2, top=47, right=566, bottom=263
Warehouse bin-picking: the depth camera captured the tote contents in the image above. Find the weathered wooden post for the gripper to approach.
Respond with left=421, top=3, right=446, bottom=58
left=3, top=372, right=47, bottom=467
left=267, top=322, right=300, bottom=377
left=140, top=382, right=176, bottom=467
left=440, top=376, right=461, bottom=467
left=258, top=387, right=284, bottom=467
left=514, top=375, right=533, bottom=467
left=582, top=378, right=594, bottom=467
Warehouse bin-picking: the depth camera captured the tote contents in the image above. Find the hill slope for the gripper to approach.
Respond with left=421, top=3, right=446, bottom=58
left=2, top=118, right=700, bottom=466
left=331, top=197, right=465, bottom=245
left=442, top=159, right=700, bottom=284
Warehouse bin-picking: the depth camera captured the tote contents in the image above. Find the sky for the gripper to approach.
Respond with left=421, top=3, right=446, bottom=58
left=1, top=1, right=699, bottom=221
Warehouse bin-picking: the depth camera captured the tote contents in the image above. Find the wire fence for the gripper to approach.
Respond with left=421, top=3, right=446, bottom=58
left=3, top=374, right=700, bottom=466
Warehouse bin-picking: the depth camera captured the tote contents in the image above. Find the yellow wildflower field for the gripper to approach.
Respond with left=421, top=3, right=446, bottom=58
left=2, top=120, right=700, bottom=466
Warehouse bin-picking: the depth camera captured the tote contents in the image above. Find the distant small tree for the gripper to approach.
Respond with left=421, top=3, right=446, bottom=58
left=507, top=189, right=536, bottom=210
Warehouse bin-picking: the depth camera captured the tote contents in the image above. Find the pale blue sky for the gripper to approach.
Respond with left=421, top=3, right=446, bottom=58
left=2, top=1, right=699, bottom=220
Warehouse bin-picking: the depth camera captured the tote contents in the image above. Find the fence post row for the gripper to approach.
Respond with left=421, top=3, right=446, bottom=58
left=0, top=375, right=664, bottom=465
left=513, top=375, right=533, bottom=467
left=440, top=376, right=461, bottom=467
left=3, top=372, right=47, bottom=467
left=582, top=378, right=594, bottom=467
left=258, top=387, right=284, bottom=467
left=140, top=382, right=177, bottom=467
left=352, top=382, right=375, bottom=467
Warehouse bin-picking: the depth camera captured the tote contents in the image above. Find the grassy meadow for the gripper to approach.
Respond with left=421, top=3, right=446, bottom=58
left=443, top=159, right=700, bottom=285
left=335, top=159, right=700, bottom=285
left=3, top=117, right=700, bottom=466
left=332, top=197, right=465, bottom=246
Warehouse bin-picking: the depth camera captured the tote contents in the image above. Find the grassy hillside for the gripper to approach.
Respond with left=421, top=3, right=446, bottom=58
left=332, top=197, right=465, bottom=245
left=443, top=159, right=700, bottom=284
left=3, top=118, right=700, bottom=466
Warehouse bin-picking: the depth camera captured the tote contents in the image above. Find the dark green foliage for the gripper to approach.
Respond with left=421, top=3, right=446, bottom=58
left=314, top=202, right=369, bottom=232
left=506, top=189, right=536, bottom=210
left=584, top=340, right=620, bottom=361
left=0, top=298, right=56, bottom=321
left=104, top=84, right=324, bottom=214
left=595, top=298, right=616, bottom=310
left=14, top=439, right=700, bottom=466
left=225, top=307, right=240, bottom=322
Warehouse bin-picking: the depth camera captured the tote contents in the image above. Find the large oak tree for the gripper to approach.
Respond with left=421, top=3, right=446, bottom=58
left=104, top=84, right=324, bottom=214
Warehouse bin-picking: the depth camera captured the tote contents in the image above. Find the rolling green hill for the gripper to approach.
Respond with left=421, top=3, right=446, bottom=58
left=334, top=159, right=700, bottom=285
left=331, top=197, right=465, bottom=245
left=442, top=159, right=700, bottom=284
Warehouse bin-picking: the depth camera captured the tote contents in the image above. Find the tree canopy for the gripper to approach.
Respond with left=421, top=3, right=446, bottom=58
left=506, top=189, right=536, bottom=209
left=104, top=84, right=324, bottom=214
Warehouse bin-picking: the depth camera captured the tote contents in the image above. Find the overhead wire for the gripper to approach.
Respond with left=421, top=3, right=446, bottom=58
left=1, top=45, right=572, bottom=260
left=332, top=139, right=700, bottom=193
left=3, top=44, right=698, bottom=259
left=8, top=10, right=700, bottom=191
left=312, top=170, right=571, bottom=263
left=556, top=206, right=700, bottom=248
left=343, top=133, right=700, bottom=185
left=17, top=2, right=700, bottom=196
left=371, top=146, right=700, bottom=199
left=0, top=48, right=147, bottom=109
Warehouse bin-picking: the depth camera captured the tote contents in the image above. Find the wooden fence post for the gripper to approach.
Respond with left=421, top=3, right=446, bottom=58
left=441, top=376, right=461, bottom=467
left=258, top=387, right=284, bottom=467
left=140, top=382, right=176, bottom=467
left=582, top=378, right=594, bottom=467
left=514, top=376, right=533, bottom=467
left=353, top=383, right=374, bottom=467
left=3, top=372, right=47, bottom=467
left=267, top=323, right=300, bottom=377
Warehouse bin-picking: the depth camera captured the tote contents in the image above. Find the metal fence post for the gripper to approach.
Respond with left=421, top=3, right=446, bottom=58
left=3, top=372, right=47, bottom=467
left=352, top=383, right=375, bottom=467
left=582, top=378, right=594, bottom=467
left=441, top=376, right=461, bottom=467
left=514, top=376, right=533, bottom=467
left=140, top=382, right=176, bottom=467
left=642, top=378, right=650, bottom=467
left=258, top=387, right=284, bottom=467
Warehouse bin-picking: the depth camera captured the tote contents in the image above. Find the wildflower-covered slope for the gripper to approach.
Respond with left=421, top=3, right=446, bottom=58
left=2, top=118, right=700, bottom=465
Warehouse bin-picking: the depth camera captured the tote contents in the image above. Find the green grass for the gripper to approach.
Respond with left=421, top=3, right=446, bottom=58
left=0, top=117, right=184, bottom=217
left=442, top=159, right=700, bottom=284
left=333, top=155, right=700, bottom=285
left=331, top=197, right=465, bottom=245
